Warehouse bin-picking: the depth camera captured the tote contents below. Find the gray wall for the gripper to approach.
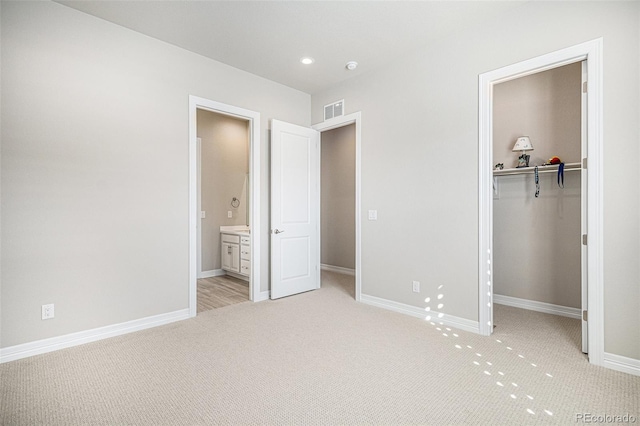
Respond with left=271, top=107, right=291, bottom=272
left=311, top=1, right=640, bottom=360
left=321, top=124, right=356, bottom=270
left=493, top=62, right=582, bottom=168
left=494, top=174, right=581, bottom=308
left=0, top=1, right=309, bottom=348
left=197, top=110, right=249, bottom=273
left=493, top=63, right=582, bottom=308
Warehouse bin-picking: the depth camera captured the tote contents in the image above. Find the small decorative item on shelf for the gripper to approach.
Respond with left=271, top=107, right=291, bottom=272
left=542, top=156, right=565, bottom=188
left=494, top=163, right=504, bottom=170
left=543, top=156, right=562, bottom=165
left=512, top=136, right=534, bottom=168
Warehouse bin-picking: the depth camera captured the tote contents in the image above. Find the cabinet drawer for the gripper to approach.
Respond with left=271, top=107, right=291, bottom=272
left=240, top=260, right=251, bottom=276
left=240, top=245, right=251, bottom=260
left=240, top=236, right=250, bottom=245
left=221, top=234, right=240, bottom=244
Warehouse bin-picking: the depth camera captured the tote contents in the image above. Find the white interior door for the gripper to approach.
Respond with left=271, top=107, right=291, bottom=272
left=270, top=119, right=320, bottom=299
left=581, top=60, right=589, bottom=354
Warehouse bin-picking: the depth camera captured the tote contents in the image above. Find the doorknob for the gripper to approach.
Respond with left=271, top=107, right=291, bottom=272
left=273, top=229, right=285, bottom=234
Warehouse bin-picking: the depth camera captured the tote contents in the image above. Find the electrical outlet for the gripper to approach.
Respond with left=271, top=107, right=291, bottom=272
left=412, top=281, right=420, bottom=293
left=227, top=210, right=232, bottom=218
left=368, top=210, right=377, bottom=220
left=42, top=304, right=54, bottom=320
left=200, top=211, right=206, bottom=219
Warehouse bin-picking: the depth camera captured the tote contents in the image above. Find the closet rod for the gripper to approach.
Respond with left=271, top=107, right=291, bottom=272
left=493, top=162, right=581, bottom=177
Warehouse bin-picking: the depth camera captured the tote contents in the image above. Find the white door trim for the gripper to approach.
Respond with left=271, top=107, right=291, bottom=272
left=580, top=60, right=589, bottom=354
left=196, top=137, right=202, bottom=278
left=188, top=96, right=261, bottom=316
left=478, top=39, right=604, bottom=365
left=312, top=112, right=362, bottom=302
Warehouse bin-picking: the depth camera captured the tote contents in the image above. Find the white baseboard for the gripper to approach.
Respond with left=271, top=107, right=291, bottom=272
left=492, top=296, right=639, bottom=377
left=360, top=294, right=479, bottom=334
left=198, top=269, right=225, bottom=279
left=255, top=290, right=270, bottom=302
left=321, top=264, right=355, bottom=276
left=494, top=294, right=581, bottom=320
left=224, top=270, right=249, bottom=282
left=0, top=309, right=190, bottom=364
left=604, top=352, right=640, bottom=377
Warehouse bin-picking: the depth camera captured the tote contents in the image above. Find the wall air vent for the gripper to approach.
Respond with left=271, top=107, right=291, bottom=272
left=324, top=99, right=344, bottom=121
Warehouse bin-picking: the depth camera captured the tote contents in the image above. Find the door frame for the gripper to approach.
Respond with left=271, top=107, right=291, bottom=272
left=188, top=95, right=261, bottom=316
left=196, top=137, right=202, bottom=278
left=312, top=112, right=362, bottom=301
left=478, top=39, right=604, bottom=365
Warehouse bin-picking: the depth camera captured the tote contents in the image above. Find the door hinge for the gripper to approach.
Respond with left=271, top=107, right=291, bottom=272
left=582, top=158, right=587, bottom=169
left=583, top=310, right=588, bottom=322
left=582, top=234, right=587, bottom=246
left=582, top=81, right=588, bottom=93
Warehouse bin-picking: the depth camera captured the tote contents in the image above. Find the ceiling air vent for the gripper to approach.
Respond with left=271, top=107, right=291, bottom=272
left=324, top=100, right=344, bottom=121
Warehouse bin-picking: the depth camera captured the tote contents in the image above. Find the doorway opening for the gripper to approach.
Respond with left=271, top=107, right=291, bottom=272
left=268, top=114, right=361, bottom=300
left=196, top=109, right=251, bottom=313
left=313, top=113, right=362, bottom=301
left=319, top=123, right=357, bottom=298
left=188, top=96, right=261, bottom=317
left=492, top=61, right=585, bottom=355
left=478, top=39, right=604, bottom=366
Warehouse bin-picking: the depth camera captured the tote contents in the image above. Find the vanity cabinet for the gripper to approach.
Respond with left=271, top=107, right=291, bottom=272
left=221, top=234, right=240, bottom=273
left=240, top=236, right=250, bottom=277
left=221, top=232, right=250, bottom=279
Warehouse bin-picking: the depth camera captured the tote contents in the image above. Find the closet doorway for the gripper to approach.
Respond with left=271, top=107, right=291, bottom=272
left=478, top=39, right=604, bottom=366
left=492, top=62, right=585, bottom=351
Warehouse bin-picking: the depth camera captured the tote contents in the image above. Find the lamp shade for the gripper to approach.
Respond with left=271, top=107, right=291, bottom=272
left=512, top=136, right=533, bottom=152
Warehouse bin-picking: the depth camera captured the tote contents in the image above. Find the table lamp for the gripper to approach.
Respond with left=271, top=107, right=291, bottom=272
left=513, top=136, right=533, bottom=168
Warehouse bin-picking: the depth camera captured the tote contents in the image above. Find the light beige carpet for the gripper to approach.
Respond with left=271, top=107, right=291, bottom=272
left=1, top=271, right=638, bottom=425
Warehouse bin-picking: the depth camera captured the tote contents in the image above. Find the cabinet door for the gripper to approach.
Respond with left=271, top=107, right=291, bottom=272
left=221, top=243, right=232, bottom=270
left=221, top=243, right=240, bottom=273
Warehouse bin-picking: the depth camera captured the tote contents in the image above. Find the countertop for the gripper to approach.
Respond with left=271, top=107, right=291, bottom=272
left=220, top=226, right=250, bottom=237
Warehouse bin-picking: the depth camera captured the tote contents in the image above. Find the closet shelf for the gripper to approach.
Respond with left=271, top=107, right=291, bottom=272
left=493, top=162, right=581, bottom=177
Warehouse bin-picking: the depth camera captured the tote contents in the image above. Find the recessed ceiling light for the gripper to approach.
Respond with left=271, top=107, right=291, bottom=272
left=300, top=57, right=315, bottom=65
left=346, top=61, right=358, bottom=71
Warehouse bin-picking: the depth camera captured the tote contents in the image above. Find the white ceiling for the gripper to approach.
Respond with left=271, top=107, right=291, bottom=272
left=56, top=1, right=524, bottom=94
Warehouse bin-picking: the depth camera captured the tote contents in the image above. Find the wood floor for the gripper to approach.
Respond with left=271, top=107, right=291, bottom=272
left=197, top=275, right=249, bottom=313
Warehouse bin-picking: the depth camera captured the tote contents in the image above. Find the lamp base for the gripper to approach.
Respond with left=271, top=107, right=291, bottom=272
left=517, top=153, right=530, bottom=168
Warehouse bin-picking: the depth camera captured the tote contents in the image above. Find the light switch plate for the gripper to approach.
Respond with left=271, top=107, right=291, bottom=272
left=200, top=211, right=206, bottom=218
left=368, top=210, right=378, bottom=220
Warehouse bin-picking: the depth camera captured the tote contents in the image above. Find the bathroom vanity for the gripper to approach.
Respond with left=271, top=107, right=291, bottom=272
left=220, top=226, right=250, bottom=281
